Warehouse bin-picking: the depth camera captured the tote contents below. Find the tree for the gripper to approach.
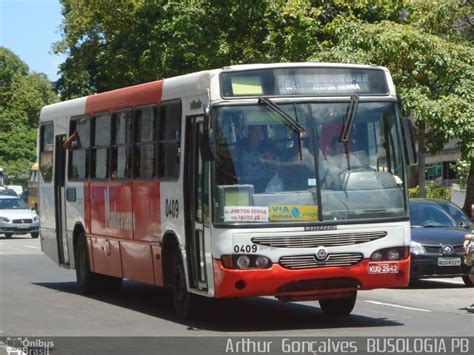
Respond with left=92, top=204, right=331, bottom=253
left=309, top=8, right=473, bottom=214
left=54, top=0, right=473, bottom=214
left=0, top=47, right=58, bottom=184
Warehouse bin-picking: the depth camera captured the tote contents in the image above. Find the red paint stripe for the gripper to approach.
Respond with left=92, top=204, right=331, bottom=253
left=85, top=80, right=163, bottom=114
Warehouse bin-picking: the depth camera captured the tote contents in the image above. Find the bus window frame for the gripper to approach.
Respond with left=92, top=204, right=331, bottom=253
left=90, top=112, right=112, bottom=181
left=67, top=114, right=91, bottom=181
left=39, top=121, right=54, bottom=183
left=133, top=104, right=159, bottom=182
left=110, top=108, right=134, bottom=182
left=158, top=99, right=182, bottom=182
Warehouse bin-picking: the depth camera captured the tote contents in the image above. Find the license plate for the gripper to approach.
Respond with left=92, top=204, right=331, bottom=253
left=437, top=257, right=461, bottom=267
left=368, top=262, right=399, bottom=274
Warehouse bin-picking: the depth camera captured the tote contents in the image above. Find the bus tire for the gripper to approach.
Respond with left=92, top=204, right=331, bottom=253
left=319, top=291, right=357, bottom=316
left=31, top=232, right=39, bottom=239
left=172, top=250, right=195, bottom=320
left=75, top=232, right=101, bottom=294
left=4, top=233, right=12, bottom=238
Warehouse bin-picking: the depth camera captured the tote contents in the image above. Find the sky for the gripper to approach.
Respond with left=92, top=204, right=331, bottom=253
left=0, top=0, right=65, bottom=81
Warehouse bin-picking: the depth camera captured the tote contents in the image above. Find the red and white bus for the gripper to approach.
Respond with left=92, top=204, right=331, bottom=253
left=39, top=63, right=416, bottom=318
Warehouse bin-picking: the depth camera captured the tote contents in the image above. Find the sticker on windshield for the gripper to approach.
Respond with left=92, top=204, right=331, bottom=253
left=269, top=205, right=318, bottom=222
left=224, top=206, right=269, bottom=222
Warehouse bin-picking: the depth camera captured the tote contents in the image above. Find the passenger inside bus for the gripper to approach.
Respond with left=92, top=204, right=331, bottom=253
left=234, top=125, right=276, bottom=192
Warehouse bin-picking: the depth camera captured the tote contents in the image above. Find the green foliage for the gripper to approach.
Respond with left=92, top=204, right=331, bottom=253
left=451, top=160, right=471, bottom=189
left=50, top=0, right=474, bottom=209
left=0, top=47, right=58, bottom=184
left=409, top=182, right=450, bottom=201
left=310, top=17, right=473, bottom=164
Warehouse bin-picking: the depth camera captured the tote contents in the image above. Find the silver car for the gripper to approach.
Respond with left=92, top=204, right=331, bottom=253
left=0, top=196, right=39, bottom=238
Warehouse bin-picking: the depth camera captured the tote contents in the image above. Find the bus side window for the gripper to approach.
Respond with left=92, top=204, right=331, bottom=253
left=39, top=123, right=54, bottom=182
left=111, top=110, right=132, bottom=179
left=134, top=106, right=158, bottom=179
left=91, top=114, right=111, bottom=180
left=159, top=101, right=182, bottom=179
left=68, top=117, right=90, bottom=180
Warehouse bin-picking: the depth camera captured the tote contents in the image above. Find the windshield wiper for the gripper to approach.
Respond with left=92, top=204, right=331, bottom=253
left=258, top=97, right=305, bottom=135
left=340, top=95, right=359, bottom=144
left=339, top=95, right=359, bottom=170
left=258, top=97, right=306, bottom=160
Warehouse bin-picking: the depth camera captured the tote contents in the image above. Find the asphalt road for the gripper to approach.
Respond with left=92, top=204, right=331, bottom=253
left=1, top=235, right=473, bottom=339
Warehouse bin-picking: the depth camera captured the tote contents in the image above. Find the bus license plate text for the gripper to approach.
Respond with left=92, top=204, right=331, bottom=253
left=368, top=262, right=399, bottom=274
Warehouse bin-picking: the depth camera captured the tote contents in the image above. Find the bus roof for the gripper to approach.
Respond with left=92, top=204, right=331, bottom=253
left=40, top=62, right=394, bottom=124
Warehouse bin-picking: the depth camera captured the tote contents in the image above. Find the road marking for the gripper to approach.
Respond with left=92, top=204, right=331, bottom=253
left=365, top=300, right=432, bottom=312
left=24, top=245, right=40, bottom=250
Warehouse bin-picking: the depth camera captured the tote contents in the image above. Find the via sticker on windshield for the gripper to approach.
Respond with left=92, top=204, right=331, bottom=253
left=269, top=205, right=318, bottom=222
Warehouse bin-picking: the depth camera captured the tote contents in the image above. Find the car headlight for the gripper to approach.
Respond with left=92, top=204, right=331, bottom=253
left=33, top=216, right=39, bottom=222
left=0, top=216, right=10, bottom=223
left=410, top=241, right=425, bottom=255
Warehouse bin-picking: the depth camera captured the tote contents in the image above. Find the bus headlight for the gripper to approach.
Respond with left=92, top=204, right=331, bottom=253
left=0, top=217, right=10, bottom=223
left=371, top=247, right=408, bottom=261
left=387, top=249, right=400, bottom=260
left=236, top=255, right=251, bottom=269
left=410, top=241, right=425, bottom=255
left=255, top=256, right=270, bottom=268
left=220, top=255, right=272, bottom=269
left=370, top=251, right=383, bottom=261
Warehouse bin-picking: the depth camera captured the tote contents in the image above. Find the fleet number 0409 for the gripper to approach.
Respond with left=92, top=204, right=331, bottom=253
left=234, top=244, right=258, bottom=253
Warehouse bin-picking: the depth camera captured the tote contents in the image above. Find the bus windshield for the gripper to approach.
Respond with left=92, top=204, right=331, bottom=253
left=212, top=100, right=407, bottom=224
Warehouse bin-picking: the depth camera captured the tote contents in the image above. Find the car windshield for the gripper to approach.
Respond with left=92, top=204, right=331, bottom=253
left=0, top=189, right=17, bottom=196
left=437, top=201, right=471, bottom=228
left=0, top=198, right=29, bottom=210
left=409, top=201, right=457, bottom=228
left=212, top=100, right=407, bottom=224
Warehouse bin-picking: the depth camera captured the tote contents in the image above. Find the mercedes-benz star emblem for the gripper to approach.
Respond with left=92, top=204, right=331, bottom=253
left=315, top=246, right=328, bottom=261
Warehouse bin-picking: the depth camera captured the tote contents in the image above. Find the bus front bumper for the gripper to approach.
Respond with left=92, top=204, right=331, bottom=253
left=213, top=258, right=410, bottom=299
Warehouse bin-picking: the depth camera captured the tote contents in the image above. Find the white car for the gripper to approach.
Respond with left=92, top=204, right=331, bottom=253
left=0, top=196, right=39, bottom=238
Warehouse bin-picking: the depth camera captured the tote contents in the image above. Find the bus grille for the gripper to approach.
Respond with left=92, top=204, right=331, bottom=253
left=252, top=231, right=386, bottom=248
left=280, top=253, right=363, bottom=269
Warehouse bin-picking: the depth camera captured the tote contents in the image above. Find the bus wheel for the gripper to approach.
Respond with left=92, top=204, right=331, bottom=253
left=319, top=291, right=357, bottom=316
left=31, top=232, right=39, bottom=239
left=4, top=233, right=12, bottom=238
left=75, top=232, right=101, bottom=294
left=172, top=250, right=195, bottom=320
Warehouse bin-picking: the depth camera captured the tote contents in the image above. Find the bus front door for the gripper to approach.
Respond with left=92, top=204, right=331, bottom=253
left=54, top=135, right=69, bottom=266
left=185, top=116, right=209, bottom=291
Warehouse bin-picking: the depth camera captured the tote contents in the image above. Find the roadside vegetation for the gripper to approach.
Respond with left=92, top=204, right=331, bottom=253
left=1, top=0, right=472, bottom=213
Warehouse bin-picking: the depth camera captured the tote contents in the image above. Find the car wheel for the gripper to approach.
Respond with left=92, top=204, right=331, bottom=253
left=31, top=232, right=39, bottom=239
left=75, top=232, right=102, bottom=294
left=319, top=291, right=357, bottom=316
left=4, top=233, right=12, bottom=239
left=462, top=275, right=474, bottom=287
left=172, top=250, right=196, bottom=320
